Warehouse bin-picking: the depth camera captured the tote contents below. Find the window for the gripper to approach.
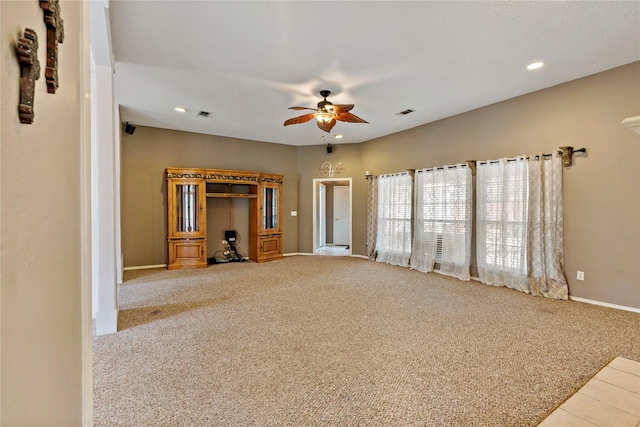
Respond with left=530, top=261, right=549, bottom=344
left=375, top=173, right=412, bottom=267
left=411, top=165, right=472, bottom=280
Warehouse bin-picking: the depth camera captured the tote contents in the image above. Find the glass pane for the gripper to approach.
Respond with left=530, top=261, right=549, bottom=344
left=176, top=184, right=199, bottom=233
left=263, top=187, right=277, bottom=229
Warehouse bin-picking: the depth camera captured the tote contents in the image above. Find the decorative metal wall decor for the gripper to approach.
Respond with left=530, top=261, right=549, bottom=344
left=40, top=0, right=64, bottom=94
left=16, top=28, right=40, bottom=124
left=320, top=161, right=344, bottom=178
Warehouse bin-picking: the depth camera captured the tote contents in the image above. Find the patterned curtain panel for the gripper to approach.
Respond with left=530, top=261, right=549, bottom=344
left=376, top=173, right=413, bottom=267
left=476, top=157, right=530, bottom=292
left=366, top=175, right=378, bottom=260
left=411, top=164, right=472, bottom=280
left=527, top=155, right=568, bottom=300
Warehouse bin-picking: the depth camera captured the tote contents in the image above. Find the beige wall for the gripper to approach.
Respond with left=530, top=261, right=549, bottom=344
left=361, top=62, right=640, bottom=308
left=295, top=143, right=367, bottom=254
left=121, top=126, right=298, bottom=266
left=1, top=1, right=84, bottom=424
left=121, top=63, right=639, bottom=309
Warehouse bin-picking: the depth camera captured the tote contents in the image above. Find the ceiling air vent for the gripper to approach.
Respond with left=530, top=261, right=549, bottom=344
left=396, top=109, right=415, bottom=116
left=197, top=111, right=211, bottom=118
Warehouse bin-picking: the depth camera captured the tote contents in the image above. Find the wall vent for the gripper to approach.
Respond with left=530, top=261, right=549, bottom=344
left=396, top=109, right=415, bottom=116
left=197, top=111, right=211, bottom=118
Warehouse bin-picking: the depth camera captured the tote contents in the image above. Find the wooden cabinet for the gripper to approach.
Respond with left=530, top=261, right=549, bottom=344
left=166, top=168, right=207, bottom=269
left=251, top=174, right=284, bottom=262
left=166, top=168, right=283, bottom=269
left=168, top=239, right=206, bottom=270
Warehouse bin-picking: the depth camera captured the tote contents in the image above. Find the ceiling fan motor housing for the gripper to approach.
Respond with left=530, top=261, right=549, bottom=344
left=318, top=90, right=333, bottom=112
left=318, top=100, right=333, bottom=112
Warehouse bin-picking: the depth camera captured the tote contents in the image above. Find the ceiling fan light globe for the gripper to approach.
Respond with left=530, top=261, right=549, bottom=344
left=317, top=113, right=333, bottom=123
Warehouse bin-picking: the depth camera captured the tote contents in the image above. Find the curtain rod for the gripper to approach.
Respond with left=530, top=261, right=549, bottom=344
left=378, top=171, right=411, bottom=178
left=366, top=147, right=586, bottom=178
left=475, top=146, right=586, bottom=167
left=417, top=163, right=468, bottom=173
left=477, top=156, right=526, bottom=165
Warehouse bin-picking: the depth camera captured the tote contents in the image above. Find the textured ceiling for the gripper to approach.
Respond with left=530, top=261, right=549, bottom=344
left=107, top=1, right=640, bottom=146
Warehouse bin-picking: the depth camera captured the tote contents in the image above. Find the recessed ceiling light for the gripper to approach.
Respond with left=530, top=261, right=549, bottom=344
left=174, top=107, right=187, bottom=112
left=334, top=134, right=343, bottom=139
left=527, top=62, right=544, bottom=70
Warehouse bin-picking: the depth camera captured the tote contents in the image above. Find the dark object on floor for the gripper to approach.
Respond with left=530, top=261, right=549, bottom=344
left=208, top=231, right=246, bottom=264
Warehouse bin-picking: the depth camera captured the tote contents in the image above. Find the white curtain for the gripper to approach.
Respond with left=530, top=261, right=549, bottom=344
left=476, top=157, right=529, bottom=292
left=376, top=173, right=412, bottom=267
left=411, top=164, right=472, bottom=280
left=527, top=155, right=568, bottom=299
left=366, top=175, right=378, bottom=260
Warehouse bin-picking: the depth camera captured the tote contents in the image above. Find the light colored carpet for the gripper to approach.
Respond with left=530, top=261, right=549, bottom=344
left=93, top=256, right=640, bottom=426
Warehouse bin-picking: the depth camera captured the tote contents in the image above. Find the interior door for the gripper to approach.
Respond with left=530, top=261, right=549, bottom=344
left=333, top=186, right=350, bottom=246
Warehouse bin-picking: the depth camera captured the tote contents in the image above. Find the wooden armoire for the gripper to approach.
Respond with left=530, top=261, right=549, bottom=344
left=166, top=168, right=283, bottom=270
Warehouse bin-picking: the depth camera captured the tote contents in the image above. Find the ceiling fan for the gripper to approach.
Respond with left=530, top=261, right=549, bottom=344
left=284, top=90, right=369, bottom=133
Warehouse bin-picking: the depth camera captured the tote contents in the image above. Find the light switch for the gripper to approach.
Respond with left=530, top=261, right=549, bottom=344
left=291, top=211, right=297, bottom=217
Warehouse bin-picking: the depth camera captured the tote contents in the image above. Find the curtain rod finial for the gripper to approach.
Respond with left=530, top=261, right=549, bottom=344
left=559, top=146, right=574, bottom=167
left=558, top=146, right=587, bottom=167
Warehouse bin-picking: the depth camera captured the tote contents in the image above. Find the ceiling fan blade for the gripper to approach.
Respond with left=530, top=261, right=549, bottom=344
left=288, top=106, right=317, bottom=111
left=284, top=113, right=316, bottom=126
left=331, top=104, right=354, bottom=114
left=317, top=118, right=336, bottom=133
left=335, top=111, right=368, bottom=124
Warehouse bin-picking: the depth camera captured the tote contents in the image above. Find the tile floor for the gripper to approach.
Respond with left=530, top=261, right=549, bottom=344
left=315, top=245, right=350, bottom=256
left=539, top=357, right=640, bottom=427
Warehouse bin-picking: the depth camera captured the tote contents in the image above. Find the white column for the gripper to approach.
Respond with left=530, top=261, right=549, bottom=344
left=92, top=63, right=118, bottom=335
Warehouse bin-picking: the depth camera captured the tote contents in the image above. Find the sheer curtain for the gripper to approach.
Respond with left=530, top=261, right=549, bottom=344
left=366, top=175, right=378, bottom=260
left=376, top=172, right=412, bottom=267
left=476, top=157, right=529, bottom=292
left=527, top=155, right=568, bottom=299
left=411, top=164, right=472, bottom=280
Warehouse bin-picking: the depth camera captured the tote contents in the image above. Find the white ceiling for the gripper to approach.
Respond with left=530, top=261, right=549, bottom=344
left=107, top=1, right=640, bottom=146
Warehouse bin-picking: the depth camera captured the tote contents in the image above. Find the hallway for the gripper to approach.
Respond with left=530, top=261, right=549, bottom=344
left=315, top=245, right=350, bottom=256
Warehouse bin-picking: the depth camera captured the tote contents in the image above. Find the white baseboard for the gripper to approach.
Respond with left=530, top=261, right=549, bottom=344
left=95, top=308, right=118, bottom=336
left=284, top=252, right=313, bottom=257
left=351, top=254, right=368, bottom=259
left=471, top=276, right=639, bottom=313
left=569, top=296, right=640, bottom=313
left=123, top=264, right=167, bottom=271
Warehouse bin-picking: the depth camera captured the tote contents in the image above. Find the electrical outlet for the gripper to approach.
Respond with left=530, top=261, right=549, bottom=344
left=577, top=271, right=584, bottom=281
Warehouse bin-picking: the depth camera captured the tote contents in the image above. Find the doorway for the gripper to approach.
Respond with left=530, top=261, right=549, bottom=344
left=313, top=178, right=352, bottom=256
